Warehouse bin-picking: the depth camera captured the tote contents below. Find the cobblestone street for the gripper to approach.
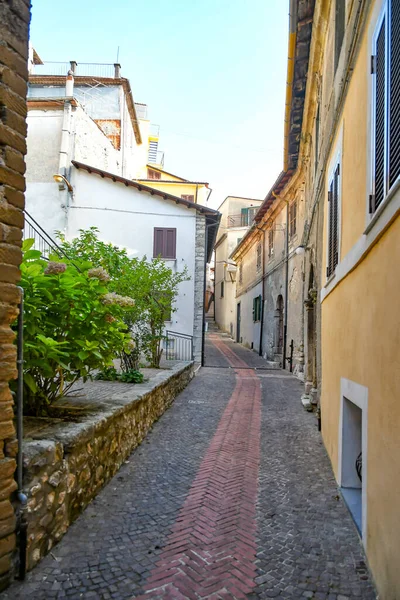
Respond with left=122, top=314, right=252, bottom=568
left=3, top=333, right=376, bottom=599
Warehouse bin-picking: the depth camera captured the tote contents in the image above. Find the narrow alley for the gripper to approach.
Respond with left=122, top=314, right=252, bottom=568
left=3, top=333, right=375, bottom=600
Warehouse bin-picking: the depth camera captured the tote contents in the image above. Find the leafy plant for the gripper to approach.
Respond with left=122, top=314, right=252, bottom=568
left=18, top=240, right=131, bottom=415
left=95, top=366, right=119, bottom=381
left=119, top=370, right=144, bottom=384
left=95, top=367, right=144, bottom=384
left=58, top=228, right=190, bottom=368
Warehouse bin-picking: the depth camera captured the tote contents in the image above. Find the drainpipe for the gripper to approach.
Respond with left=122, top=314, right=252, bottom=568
left=283, top=203, right=289, bottom=369
left=206, top=186, right=213, bottom=205
left=59, top=72, right=74, bottom=233
left=16, top=287, right=27, bottom=579
left=258, top=228, right=266, bottom=356
left=201, top=218, right=219, bottom=366
left=195, top=184, right=198, bottom=204
left=284, top=0, right=298, bottom=171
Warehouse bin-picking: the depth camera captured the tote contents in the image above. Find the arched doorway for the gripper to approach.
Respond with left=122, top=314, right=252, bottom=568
left=274, top=294, right=284, bottom=359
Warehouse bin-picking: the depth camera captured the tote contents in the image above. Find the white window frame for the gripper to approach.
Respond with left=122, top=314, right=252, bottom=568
left=325, top=127, right=343, bottom=284
left=338, top=378, right=368, bottom=546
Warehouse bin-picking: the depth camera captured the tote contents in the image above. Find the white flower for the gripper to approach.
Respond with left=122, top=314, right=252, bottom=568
left=44, top=262, right=67, bottom=275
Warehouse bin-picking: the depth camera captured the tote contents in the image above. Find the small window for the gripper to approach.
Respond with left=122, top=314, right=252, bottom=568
left=221, top=280, right=224, bottom=298
left=237, top=237, right=242, bottom=246
left=153, top=228, right=177, bottom=259
left=327, top=163, right=341, bottom=278
left=164, top=301, right=172, bottom=322
left=289, top=202, right=297, bottom=238
left=256, top=243, right=262, bottom=271
left=268, top=229, right=274, bottom=257
left=181, top=194, right=195, bottom=202
left=148, top=168, right=161, bottom=180
left=253, top=295, right=262, bottom=322
left=335, top=0, right=346, bottom=72
left=239, top=262, right=243, bottom=284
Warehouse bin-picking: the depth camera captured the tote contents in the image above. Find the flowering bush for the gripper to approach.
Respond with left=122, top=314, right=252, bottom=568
left=58, top=228, right=190, bottom=368
left=18, top=240, right=131, bottom=415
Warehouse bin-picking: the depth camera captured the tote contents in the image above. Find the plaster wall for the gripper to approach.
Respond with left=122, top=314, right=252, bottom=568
left=319, top=2, right=400, bottom=597
left=67, top=168, right=197, bottom=340
left=136, top=181, right=209, bottom=205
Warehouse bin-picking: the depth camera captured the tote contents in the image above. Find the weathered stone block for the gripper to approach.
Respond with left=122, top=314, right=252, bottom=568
left=0, top=515, right=16, bottom=538
left=0, top=534, right=15, bottom=559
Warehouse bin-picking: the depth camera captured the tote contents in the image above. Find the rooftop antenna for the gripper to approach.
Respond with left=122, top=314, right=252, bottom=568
left=116, top=46, right=120, bottom=63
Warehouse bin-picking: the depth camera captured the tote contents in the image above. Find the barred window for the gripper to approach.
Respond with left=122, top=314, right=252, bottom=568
left=268, top=229, right=274, bottom=257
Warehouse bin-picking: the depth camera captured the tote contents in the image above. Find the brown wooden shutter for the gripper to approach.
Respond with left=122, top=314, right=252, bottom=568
left=153, top=228, right=164, bottom=257
left=389, top=2, right=400, bottom=189
left=372, top=16, right=386, bottom=212
left=165, top=228, right=176, bottom=258
left=153, top=228, right=176, bottom=258
left=181, top=194, right=195, bottom=202
left=327, top=166, right=340, bottom=277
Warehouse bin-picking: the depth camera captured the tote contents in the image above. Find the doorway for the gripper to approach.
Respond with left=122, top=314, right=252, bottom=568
left=274, top=295, right=284, bottom=357
left=236, top=302, right=241, bottom=343
left=339, top=379, right=368, bottom=540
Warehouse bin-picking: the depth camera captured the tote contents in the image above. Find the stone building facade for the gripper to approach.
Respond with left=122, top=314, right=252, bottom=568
left=0, top=0, right=31, bottom=589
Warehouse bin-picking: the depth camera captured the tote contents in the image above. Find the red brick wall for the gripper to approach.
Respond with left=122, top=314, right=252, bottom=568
left=0, top=0, right=31, bottom=589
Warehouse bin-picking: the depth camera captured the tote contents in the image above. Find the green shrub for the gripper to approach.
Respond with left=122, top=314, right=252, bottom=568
left=119, top=369, right=144, bottom=383
left=95, top=366, right=119, bottom=381
left=18, top=240, right=131, bottom=416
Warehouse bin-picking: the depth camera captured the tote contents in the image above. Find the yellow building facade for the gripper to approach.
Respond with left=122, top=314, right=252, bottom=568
left=317, top=1, right=400, bottom=597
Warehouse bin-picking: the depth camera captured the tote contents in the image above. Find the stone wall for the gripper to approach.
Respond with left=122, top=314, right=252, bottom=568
left=21, top=362, right=194, bottom=571
left=0, top=0, right=31, bottom=590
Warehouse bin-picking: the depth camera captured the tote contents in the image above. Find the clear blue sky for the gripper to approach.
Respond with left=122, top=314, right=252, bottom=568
left=30, top=0, right=289, bottom=208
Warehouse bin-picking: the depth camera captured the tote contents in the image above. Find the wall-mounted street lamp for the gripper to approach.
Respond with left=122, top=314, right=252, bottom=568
left=53, top=174, right=73, bottom=193
left=295, top=244, right=306, bottom=255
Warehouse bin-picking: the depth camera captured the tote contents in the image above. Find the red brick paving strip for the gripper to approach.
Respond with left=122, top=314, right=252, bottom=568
left=135, top=336, right=261, bottom=599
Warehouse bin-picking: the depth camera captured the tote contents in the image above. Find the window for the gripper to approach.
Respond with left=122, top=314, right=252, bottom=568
left=153, top=228, right=176, bottom=259
left=289, top=201, right=297, bottom=238
left=221, top=280, right=224, bottom=298
left=253, top=295, right=262, bottom=322
left=181, top=194, right=195, bottom=202
left=148, top=168, right=161, bottom=180
left=335, top=0, right=346, bottom=72
left=370, top=1, right=400, bottom=213
left=256, top=243, right=262, bottom=271
left=240, top=207, right=258, bottom=226
left=268, top=229, right=274, bottom=257
left=238, top=262, right=243, bottom=284
left=237, top=237, right=242, bottom=246
left=327, top=163, right=340, bottom=278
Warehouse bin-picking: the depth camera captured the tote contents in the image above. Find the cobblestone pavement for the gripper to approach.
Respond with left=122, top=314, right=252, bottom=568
left=3, top=333, right=376, bottom=599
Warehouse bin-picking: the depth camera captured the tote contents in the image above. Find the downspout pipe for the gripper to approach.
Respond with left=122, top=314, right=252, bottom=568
left=258, top=228, right=266, bottom=356
left=201, top=218, right=219, bottom=366
left=283, top=203, right=289, bottom=369
left=16, top=287, right=27, bottom=579
left=284, top=0, right=298, bottom=172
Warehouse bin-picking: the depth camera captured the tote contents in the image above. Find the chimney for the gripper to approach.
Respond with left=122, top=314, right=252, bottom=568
left=65, top=70, right=74, bottom=97
left=114, top=63, right=121, bottom=78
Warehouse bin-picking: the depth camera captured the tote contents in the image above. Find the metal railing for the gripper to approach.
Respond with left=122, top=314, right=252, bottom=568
left=165, top=331, right=194, bottom=361
left=227, top=212, right=257, bottom=228
left=31, top=61, right=116, bottom=78
left=23, top=211, right=78, bottom=267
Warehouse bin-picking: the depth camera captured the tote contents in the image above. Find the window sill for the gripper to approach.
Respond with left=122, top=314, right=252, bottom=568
left=365, top=176, right=400, bottom=235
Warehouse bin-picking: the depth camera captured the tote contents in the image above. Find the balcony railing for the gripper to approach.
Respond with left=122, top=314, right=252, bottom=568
left=164, top=331, right=194, bottom=361
left=227, top=211, right=257, bottom=228
left=31, top=61, right=118, bottom=78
